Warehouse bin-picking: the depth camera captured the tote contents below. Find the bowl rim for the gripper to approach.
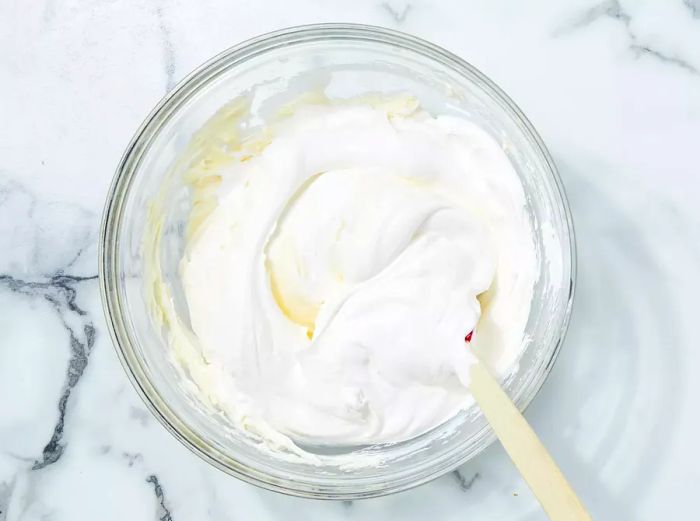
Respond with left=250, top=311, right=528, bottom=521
left=99, top=22, right=577, bottom=499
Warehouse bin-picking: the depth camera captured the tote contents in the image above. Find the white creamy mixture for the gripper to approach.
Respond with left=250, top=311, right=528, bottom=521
left=176, top=96, right=536, bottom=447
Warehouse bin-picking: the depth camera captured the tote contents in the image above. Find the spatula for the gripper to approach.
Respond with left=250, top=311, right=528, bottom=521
left=469, top=360, right=592, bottom=520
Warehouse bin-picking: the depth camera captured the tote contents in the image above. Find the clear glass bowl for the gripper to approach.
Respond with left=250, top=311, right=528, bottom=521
left=99, top=24, right=575, bottom=499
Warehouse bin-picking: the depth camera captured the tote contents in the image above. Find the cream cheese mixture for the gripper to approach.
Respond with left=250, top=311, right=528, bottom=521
left=170, top=96, right=536, bottom=448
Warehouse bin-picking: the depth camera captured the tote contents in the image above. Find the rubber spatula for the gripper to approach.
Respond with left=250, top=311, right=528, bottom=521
left=469, top=360, right=592, bottom=520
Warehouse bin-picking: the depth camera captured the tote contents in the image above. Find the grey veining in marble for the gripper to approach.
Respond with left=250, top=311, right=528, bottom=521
left=1, top=0, right=699, bottom=519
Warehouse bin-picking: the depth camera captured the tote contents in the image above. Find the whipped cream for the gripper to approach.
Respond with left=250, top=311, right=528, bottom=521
left=176, top=96, right=536, bottom=447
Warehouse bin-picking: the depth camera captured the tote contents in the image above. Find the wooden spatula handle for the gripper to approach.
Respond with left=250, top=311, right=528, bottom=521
left=469, top=362, right=592, bottom=521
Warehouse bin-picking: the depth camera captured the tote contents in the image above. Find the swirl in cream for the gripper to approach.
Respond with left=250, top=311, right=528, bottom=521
left=178, top=97, right=536, bottom=446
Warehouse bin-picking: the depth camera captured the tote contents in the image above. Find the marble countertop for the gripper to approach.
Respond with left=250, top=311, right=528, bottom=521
left=2, top=0, right=699, bottom=519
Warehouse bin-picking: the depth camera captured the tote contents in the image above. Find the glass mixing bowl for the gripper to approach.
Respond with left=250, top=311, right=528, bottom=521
left=99, top=24, right=575, bottom=499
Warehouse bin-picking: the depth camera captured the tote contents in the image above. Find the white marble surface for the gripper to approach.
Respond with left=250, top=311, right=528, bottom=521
left=1, top=0, right=699, bottom=518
